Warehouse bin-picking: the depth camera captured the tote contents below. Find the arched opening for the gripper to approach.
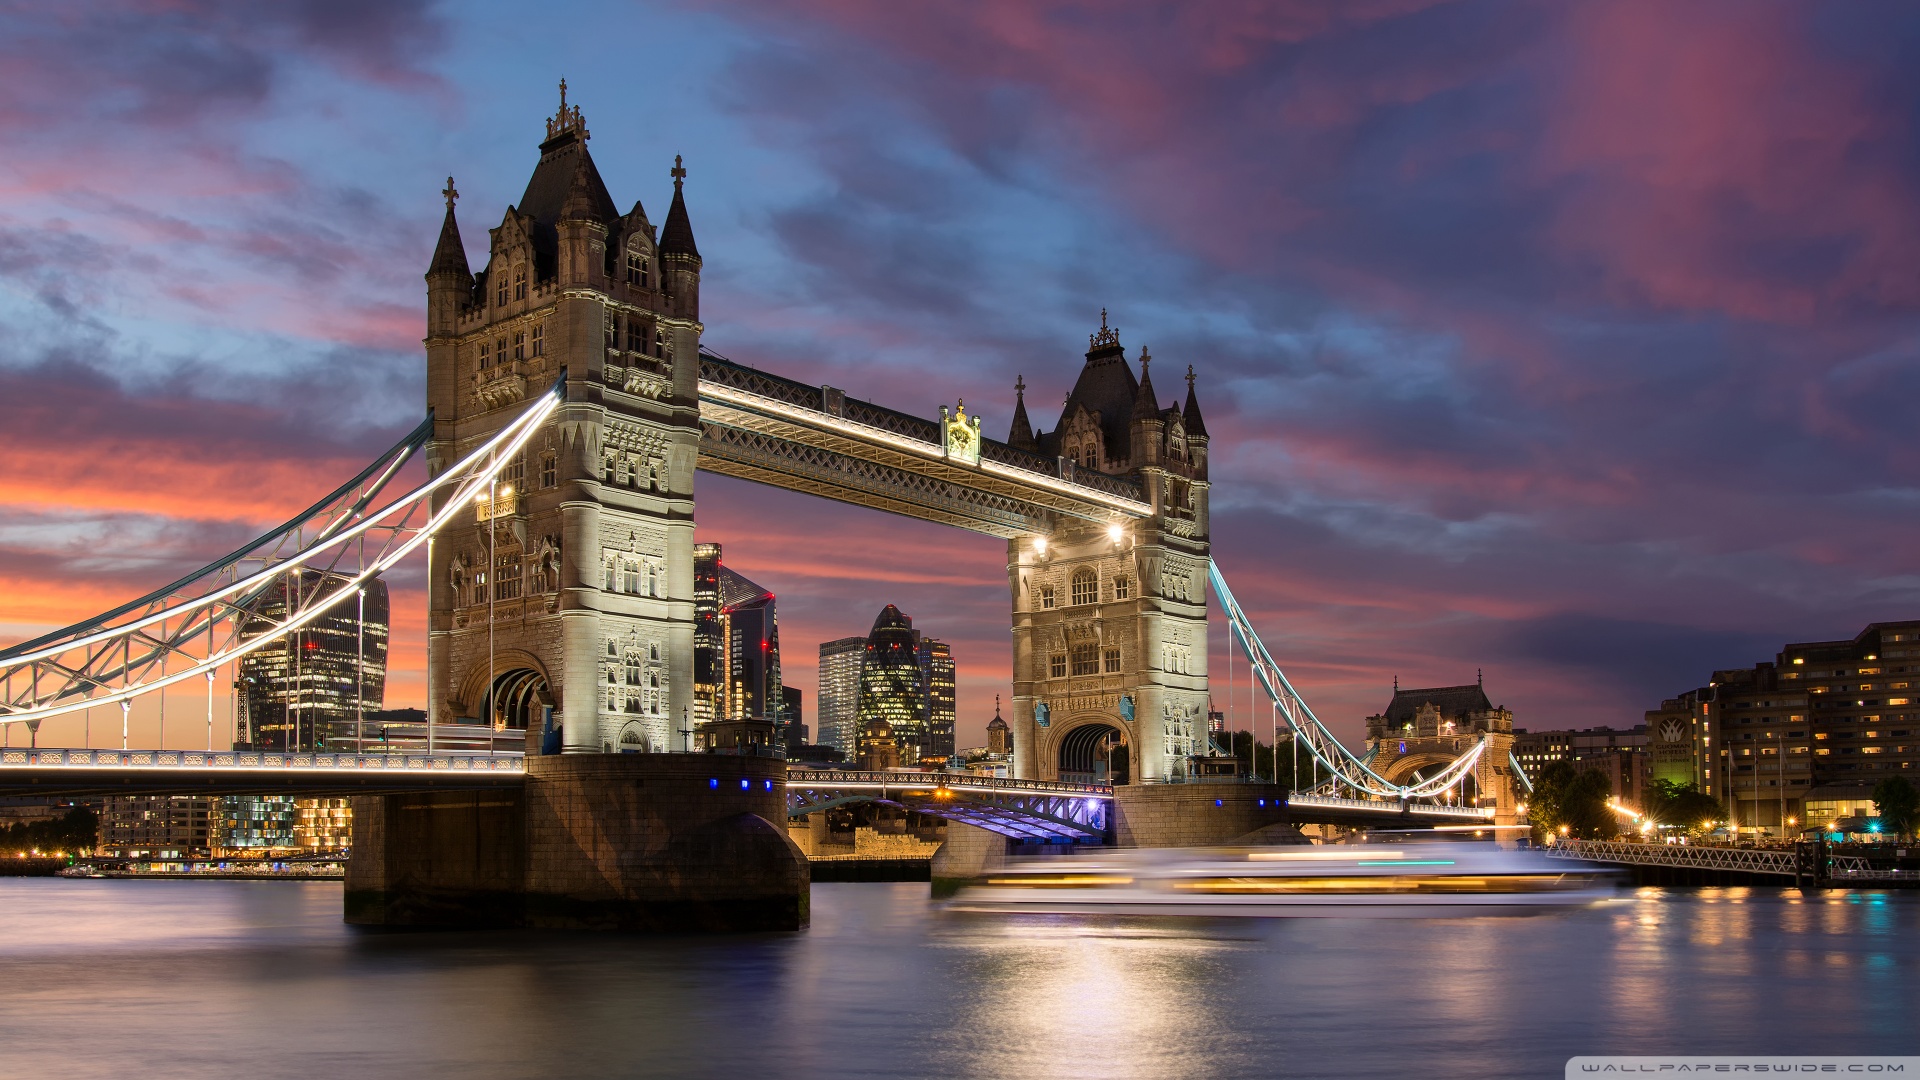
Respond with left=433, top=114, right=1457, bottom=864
left=481, top=668, right=550, bottom=731
left=1059, top=723, right=1129, bottom=785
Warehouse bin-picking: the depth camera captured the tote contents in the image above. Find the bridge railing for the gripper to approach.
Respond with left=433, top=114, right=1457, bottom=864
left=784, top=769, right=1113, bottom=798
left=1541, top=838, right=1893, bottom=878
left=1286, top=793, right=1497, bottom=820
left=0, top=748, right=526, bottom=773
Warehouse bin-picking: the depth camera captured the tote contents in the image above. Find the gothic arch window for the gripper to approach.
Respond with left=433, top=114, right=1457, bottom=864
left=654, top=328, right=668, bottom=359
left=627, top=249, right=650, bottom=288
left=496, top=272, right=509, bottom=308
left=531, top=323, right=545, bottom=357
left=649, top=642, right=661, bottom=661
left=1113, top=575, right=1131, bottom=600
left=513, top=267, right=527, bottom=301
left=513, top=331, right=525, bottom=361
left=1070, top=568, right=1097, bottom=606
left=626, top=317, right=645, bottom=354
left=1039, top=584, right=1056, bottom=610
left=478, top=339, right=492, bottom=369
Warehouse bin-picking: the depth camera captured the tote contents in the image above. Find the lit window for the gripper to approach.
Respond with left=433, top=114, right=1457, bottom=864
left=1049, top=654, right=1066, bottom=679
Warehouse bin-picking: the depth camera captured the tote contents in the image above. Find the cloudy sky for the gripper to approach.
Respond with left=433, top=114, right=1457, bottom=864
left=4, top=0, right=1919, bottom=750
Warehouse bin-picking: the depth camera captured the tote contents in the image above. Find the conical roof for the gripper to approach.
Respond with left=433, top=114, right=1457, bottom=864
left=427, top=187, right=471, bottom=281
left=1008, top=376, right=1035, bottom=449
left=1132, top=348, right=1160, bottom=420
left=1182, top=365, right=1209, bottom=438
left=661, top=156, right=699, bottom=260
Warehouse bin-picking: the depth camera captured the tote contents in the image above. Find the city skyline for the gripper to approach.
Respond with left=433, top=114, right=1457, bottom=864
left=3, top=3, right=1920, bottom=756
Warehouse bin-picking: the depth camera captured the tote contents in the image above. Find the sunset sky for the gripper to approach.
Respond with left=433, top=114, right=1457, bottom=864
left=4, top=1, right=1919, bottom=751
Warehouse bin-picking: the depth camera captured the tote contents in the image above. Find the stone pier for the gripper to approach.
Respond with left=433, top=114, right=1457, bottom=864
left=346, top=754, right=809, bottom=931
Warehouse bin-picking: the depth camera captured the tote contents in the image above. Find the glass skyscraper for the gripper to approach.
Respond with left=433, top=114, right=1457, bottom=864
left=858, top=605, right=925, bottom=764
left=818, top=636, right=866, bottom=753
left=917, top=637, right=956, bottom=763
left=692, top=544, right=782, bottom=734
left=235, top=568, right=388, bottom=752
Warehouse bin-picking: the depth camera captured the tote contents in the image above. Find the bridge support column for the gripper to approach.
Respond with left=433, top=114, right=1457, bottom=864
left=346, top=754, right=809, bottom=931
left=929, top=822, right=1012, bottom=896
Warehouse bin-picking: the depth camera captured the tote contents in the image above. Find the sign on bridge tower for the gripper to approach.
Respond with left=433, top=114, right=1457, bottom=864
left=424, top=84, right=704, bottom=754
left=1006, top=314, right=1213, bottom=783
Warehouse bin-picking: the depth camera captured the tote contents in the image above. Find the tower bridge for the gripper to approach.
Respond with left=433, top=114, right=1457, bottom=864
left=0, top=86, right=1513, bottom=929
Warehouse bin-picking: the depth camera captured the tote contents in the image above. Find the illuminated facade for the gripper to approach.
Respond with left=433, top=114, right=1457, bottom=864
left=98, top=796, right=215, bottom=857
left=818, top=636, right=865, bottom=753
left=425, top=84, right=703, bottom=754
left=1006, top=314, right=1212, bottom=782
left=858, top=606, right=927, bottom=765
left=692, top=544, right=782, bottom=734
left=235, top=569, right=389, bottom=752
left=917, top=637, right=956, bottom=764
left=1653, top=619, right=1920, bottom=834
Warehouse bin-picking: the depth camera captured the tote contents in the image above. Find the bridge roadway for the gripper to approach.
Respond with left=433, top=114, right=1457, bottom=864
left=0, top=749, right=1494, bottom=838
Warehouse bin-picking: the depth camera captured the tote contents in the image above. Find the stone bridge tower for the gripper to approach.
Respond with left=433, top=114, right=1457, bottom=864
left=1005, top=314, right=1212, bottom=783
left=423, top=85, right=703, bottom=754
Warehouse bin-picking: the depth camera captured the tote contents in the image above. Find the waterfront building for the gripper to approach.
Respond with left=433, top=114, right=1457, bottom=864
left=918, top=637, right=956, bottom=763
left=692, top=544, right=783, bottom=736
left=234, top=569, right=389, bottom=753
left=818, top=636, right=865, bottom=753
left=1510, top=725, right=1652, bottom=806
left=1649, top=618, right=1920, bottom=835
left=98, top=796, right=216, bottom=857
left=216, top=796, right=297, bottom=854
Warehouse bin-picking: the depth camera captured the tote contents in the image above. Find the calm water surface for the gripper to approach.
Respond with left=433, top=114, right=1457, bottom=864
left=0, top=880, right=1914, bottom=1079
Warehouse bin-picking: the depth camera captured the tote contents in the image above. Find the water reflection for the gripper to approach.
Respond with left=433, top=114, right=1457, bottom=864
left=0, top=880, right=1914, bottom=1080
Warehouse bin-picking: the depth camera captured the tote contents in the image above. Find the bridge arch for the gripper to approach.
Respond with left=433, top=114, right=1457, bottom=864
left=1055, top=720, right=1129, bottom=785
left=460, top=650, right=553, bottom=732
left=1379, top=753, right=1457, bottom=788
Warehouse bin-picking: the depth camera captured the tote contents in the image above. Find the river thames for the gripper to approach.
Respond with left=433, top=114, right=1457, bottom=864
left=0, top=879, right=1913, bottom=1079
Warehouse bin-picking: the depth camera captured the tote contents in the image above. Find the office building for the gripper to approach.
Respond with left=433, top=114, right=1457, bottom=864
left=858, top=605, right=926, bottom=765
left=692, top=544, right=783, bottom=734
left=235, top=569, right=389, bottom=752
left=781, top=685, right=804, bottom=748
left=818, top=636, right=866, bottom=753
left=98, top=796, right=216, bottom=857
left=918, top=636, right=956, bottom=764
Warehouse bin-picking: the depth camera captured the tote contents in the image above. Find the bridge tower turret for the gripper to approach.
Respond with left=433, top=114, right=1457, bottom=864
left=423, top=83, right=703, bottom=755
left=1007, top=314, right=1212, bottom=785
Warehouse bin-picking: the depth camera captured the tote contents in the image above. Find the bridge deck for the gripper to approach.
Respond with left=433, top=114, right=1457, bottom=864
left=0, top=748, right=525, bottom=797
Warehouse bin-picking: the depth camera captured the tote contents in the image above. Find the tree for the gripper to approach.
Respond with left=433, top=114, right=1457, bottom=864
left=1645, top=779, right=1724, bottom=837
left=1872, top=776, right=1919, bottom=841
left=0, top=806, right=97, bottom=857
left=1528, top=761, right=1618, bottom=842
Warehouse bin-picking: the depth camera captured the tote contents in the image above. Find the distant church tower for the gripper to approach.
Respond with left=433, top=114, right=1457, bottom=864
left=424, top=83, right=704, bottom=753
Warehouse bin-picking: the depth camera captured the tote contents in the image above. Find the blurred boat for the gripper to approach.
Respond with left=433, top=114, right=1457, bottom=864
left=947, top=841, right=1620, bottom=918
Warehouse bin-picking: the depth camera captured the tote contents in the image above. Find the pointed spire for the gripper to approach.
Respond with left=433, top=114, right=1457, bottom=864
left=428, top=175, right=471, bottom=279
left=1089, top=307, right=1121, bottom=352
left=1132, top=347, right=1160, bottom=420
left=660, top=154, right=700, bottom=259
left=1009, top=374, right=1035, bottom=449
left=1182, top=363, right=1209, bottom=438
left=545, top=77, right=589, bottom=143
